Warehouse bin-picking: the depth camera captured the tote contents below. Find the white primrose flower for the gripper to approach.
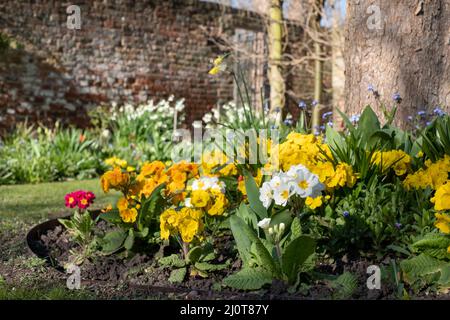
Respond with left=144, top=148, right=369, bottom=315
left=269, top=173, right=285, bottom=189
left=287, top=164, right=324, bottom=198
left=185, top=198, right=192, bottom=208
left=191, top=176, right=225, bottom=193
left=257, top=218, right=272, bottom=230
left=273, top=184, right=291, bottom=207
left=259, top=182, right=274, bottom=209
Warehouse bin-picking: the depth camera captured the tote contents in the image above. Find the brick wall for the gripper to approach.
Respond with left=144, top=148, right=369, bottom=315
left=0, top=0, right=324, bottom=132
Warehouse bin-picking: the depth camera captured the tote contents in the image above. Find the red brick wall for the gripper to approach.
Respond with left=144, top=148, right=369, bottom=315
left=0, top=0, right=322, bottom=132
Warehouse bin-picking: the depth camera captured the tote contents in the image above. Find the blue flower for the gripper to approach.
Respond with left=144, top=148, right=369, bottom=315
left=395, top=222, right=402, bottom=229
left=343, top=211, right=350, bottom=218
left=327, top=121, right=333, bottom=127
left=407, top=115, right=413, bottom=121
left=393, top=93, right=402, bottom=103
left=312, top=100, right=318, bottom=107
left=433, top=107, right=446, bottom=117
left=350, top=114, right=360, bottom=123
left=298, top=101, right=307, bottom=109
left=274, top=107, right=281, bottom=113
left=368, top=84, right=374, bottom=92
left=284, top=119, right=293, bottom=126
left=426, top=121, right=431, bottom=126
left=417, top=110, right=426, bottom=117
left=322, top=111, right=333, bottom=120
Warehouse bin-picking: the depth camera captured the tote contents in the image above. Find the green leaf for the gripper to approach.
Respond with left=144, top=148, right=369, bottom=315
left=194, top=262, right=228, bottom=272
left=168, top=267, right=186, bottom=284
left=101, top=229, right=127, bottom=255
left=412, top=234, right=450, bottom=250
left=336, top=108, right=356, bottom=133
left=138, top=183, right=166, bottom=228
left=58, top=218, right=74, bottom=231
left=325, top=125, right=345, bottom=154
left=386, top=244, right=410, bottom=256
left=229, top=216, right=278, bottom=275
left=270, top=210, right=293, bottom=232
left=158, top=254, right=186, bottom=268
left=223, top=267, right=273, bottom=290
left=243, top=170, right=267, bottom=219
left=438, top=265, right=450, bottom=286
left=135, top=227, right=149, bottom=238
left=99, top=209, right=121, bottom=224
left=282, top=235, right=316, bottom=284
left=290, top=216, right=302, bottom=239
left=236, top=202, right=258, bottom=232
left=123, top=229, right=135, bottom=250
left=187, top=246, right=203, bottom=264
left=358, top=106, right=381, bottom=146
left=229, top=215, right=252, bottom=266
left=331, top=272, right=358, bottom=299
left=400, top=254, right=446, bottom=284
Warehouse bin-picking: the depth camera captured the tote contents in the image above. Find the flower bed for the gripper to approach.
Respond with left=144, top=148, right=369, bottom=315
left=27, top=102, right=450, bottom=299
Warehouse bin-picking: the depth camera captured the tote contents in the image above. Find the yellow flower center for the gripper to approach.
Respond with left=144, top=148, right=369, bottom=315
left=298, top=180, right=309, bottom=189
left=281, top=190, right=289, bottom=200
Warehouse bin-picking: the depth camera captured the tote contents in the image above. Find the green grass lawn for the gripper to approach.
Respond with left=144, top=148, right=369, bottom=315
left=0, top=179, right=120, bottom=221
left=0, top=179, right=121, bottom=299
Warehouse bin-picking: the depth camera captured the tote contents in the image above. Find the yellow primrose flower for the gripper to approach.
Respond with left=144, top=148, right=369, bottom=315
left=431, top=181, right=450, bottom=211
left=434, top=212, right=450, bottom=234
left=100, top=167, right=129, bottom=193
left=159, top=207, right=203, bottom=243
left=119, top=208, right=138, bottom=223
left=191, top=190, right=210, bottom=208
left=305, top=196, right=323, bottom=210
left=372, top=150, right=411, bottom=176
left=325, top=163, right=357, bottom=189
left=160, top=208, right=178, bottom=240
left=104, top=156, right=128, bottom=168
left=117, top=197, right=129, bottom=211
left=207, top=193, right=228, bottom=216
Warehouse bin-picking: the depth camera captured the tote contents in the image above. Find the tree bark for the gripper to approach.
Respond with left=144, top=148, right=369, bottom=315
left=344, top=0, right=450, bottom=127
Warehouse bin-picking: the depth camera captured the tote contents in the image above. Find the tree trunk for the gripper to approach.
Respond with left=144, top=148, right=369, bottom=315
left=311, top=0, right=325, bottom=133
left=344, top=0, right=450, bottom=128
left=268, top=0, right=285, bottom=122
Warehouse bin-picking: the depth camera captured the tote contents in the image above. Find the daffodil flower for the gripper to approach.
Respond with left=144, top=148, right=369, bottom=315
left=208, top=53, right=229, bottom=75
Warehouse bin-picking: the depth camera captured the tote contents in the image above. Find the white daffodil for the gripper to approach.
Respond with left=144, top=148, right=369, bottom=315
left=257, top=218, right=272, bottom=230
left=259, top=182, right=274, bottom=209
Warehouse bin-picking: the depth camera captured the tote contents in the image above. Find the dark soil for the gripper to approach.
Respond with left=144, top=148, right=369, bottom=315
left=28, top=219, right=413, bottom=300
